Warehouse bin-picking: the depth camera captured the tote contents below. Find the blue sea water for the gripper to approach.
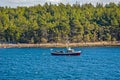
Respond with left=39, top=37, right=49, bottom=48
left=0, top=47, right=120, bottom=80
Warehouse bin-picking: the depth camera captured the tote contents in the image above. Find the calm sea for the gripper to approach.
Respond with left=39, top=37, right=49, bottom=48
left=0, top=47, right=120, bottom=80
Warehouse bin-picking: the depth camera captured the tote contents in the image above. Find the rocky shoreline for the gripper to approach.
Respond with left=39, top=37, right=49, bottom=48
left=0, top=41, right=120, bottom=48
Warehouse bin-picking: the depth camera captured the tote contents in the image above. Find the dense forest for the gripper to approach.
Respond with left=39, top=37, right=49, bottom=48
left=0, top=2, right=120, bottom=43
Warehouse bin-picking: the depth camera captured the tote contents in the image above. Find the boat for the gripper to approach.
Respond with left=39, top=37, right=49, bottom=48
left=51, top=47, right=81, bottom=56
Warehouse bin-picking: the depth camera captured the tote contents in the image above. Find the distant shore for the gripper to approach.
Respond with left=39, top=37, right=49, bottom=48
left=0, top=41, right=120, bottom=48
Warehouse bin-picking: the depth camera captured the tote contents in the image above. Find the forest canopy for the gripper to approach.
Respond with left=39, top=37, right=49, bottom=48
left=0, top=2, right=120, bottom=43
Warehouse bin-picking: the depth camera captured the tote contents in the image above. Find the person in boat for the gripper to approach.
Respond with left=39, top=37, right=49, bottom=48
left=60, top=51, right=64, bottom=53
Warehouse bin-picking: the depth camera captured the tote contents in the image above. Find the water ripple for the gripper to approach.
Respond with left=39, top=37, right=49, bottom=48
left=0, top=47, right=120, bottom=80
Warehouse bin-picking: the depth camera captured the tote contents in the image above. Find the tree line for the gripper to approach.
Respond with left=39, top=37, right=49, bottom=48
left=0, top=2, right=120, bottom=43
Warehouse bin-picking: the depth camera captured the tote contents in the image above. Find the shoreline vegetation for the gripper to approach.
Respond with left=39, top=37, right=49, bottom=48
left=0, top=41, right=120, bottom=48
left=0, top=3, right=120, bottom=44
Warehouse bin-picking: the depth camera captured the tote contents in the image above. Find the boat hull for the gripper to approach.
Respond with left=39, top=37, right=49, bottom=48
left=51, top=52, right=81, bottom=56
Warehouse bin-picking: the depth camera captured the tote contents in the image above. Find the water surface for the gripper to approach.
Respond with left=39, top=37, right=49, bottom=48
left=0, top=47, right=120, bottom=80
